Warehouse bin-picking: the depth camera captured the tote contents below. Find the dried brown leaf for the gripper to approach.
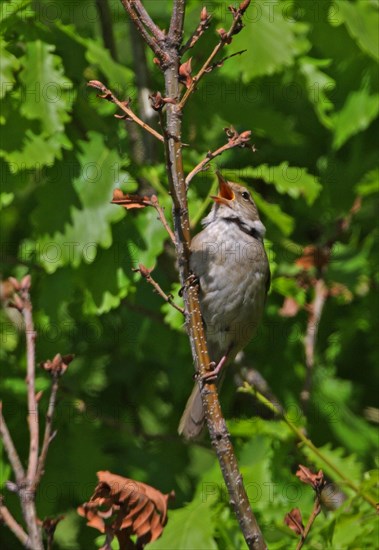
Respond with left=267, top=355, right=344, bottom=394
left=41, top=353, right=74, bottom=376
left=78, top=471, right=174, bottom=548
left=296, top=245, right=330, bottom=271
left=284, top=507, right=304, bottom=536
left=111, top=190, right=151, bottom=209
left=296, top=465, right=326, bottom=492
left=179, top=58, right=193, bottom=88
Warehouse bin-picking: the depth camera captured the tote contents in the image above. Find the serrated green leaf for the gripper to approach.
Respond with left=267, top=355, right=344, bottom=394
left=302, top=443, right=363, bottom=486
left=221, top=0, right=310, bottom=80
left=19, top=40, right=74, bottom=134
left=0, top=41, right=20, bottom=98
left=240, top=163, right=321, bottom=205
left=332, top=88, right=379, bottom=150
left=253, top=193, right=295, bottom=235
left=3, top=129, right=70, bottom=169
left=149, top=500, right=218, bottom=550
left=298, top=56, right=335, bottom=128
left=161, top=283, right=185, bottom=331
left=34, top=132, right=127, bottom=272
left=335, top=0, right=379, bottom=61
left=57, top=22, right=134, bottom=90
left=355, top=169, right=379, bottom=196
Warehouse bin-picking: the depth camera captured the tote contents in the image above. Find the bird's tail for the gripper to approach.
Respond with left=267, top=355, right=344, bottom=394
left=178, top=382, right=204, bottom=440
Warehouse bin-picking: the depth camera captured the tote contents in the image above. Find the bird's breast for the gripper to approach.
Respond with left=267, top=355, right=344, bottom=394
left=190, top=220, right=269, bottom=359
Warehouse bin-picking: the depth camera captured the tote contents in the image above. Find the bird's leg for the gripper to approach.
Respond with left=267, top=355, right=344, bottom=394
left=201, top=354, right=228, bottom=382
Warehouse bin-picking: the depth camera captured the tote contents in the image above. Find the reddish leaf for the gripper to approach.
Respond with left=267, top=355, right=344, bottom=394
left=296, top=245, right=330, bottom=271
left=179, top=58, right=193, bottom=88
left=217, top=28, right=232, bottom=44
left=41, top=353, right=74, bottom=376
left=296, top=465, right=326, bottom=492
left=201, top=6, right=209, bottom=22
left=239, top=0, right=251, bottom=14
left=279, top=296, right=300, bottom=317
left=284, top=507, right=304, bottom=536
left=78, top=471, right=174, bottom=548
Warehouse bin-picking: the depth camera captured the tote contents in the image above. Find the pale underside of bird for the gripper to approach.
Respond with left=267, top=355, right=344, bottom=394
left=179, top=172, right=270, bottom=439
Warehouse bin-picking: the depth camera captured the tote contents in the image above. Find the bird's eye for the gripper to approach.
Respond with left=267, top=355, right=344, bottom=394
left=241, top=191, right=250, bottom=201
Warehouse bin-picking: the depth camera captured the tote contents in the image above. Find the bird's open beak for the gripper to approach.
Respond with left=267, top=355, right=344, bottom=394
left=211, top=170, right=235, bottom=205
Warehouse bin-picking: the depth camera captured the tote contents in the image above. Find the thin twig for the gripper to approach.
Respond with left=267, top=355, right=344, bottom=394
left=205, top=49, right=247, bottom=73
left=0, top=500, right=30, bottom=548
left=301, top=279, right=328, bottom=409
left=150, top=196, right=177, bottom=246
left=130, top=0, right=165, bottom=41
left=21, top=291, right=39, bottom=484
left=185, top=127, right=254, bottom=187
left=178, top=3, right=250, bottom=110
left=0, top=403, right=25, bottom=484
left=33, top=375, right=59, bottom=490
left=168, top=0, right=186, bottom=46
left=180, top=7, right=212, bottom=55
left=111, top=191, right=177, bottom=246
left=120, top=1, right=167, bottom=62
left=87, top=80, right=164, bottom=143
left=244, top=385, right=377, bottom=509
left=134, top=265, right=185, bottom=316
left=295, top=498, right=321, bottom=550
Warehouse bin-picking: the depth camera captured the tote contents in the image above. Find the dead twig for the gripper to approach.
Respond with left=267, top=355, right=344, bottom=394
left=0, top=403, right=25, bottom=485
left=120, top=0, right=167, bottom=64
left=133, top=264, right=185, bottom=316
left=178, top=1, right=251, bottom=110
left=111, top=189, right=177, bottom=246
left=87, top=80, right=164, bottom=143
left=0, top=499, right=30, bottom=548
left=180, top=7, right=212, bottom=54
left=186, top=127, right=254, bottom=187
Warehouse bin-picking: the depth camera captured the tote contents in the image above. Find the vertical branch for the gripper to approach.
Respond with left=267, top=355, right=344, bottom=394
left=169, top=0, right=186, bottom=45
left=1, top=278, right=71, bottom=550
left=22, top=288, right=39, bottom=483
left=301, top=279, right=328, bottom=409
left=118, top=1, right=267, bottom=548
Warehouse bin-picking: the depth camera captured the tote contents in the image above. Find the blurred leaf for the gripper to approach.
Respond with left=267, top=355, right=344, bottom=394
left=149, top=499, right=218, bottom=550
left=298, top=56, right=335, bottom=128
left=222, top=0, right=310, bottom=80
left=34, top=132, right=126, bottom=272
left=19, top=40, right=74, bottom=134
left=332, top=88, right=379, bottom=150
left=0, top=40, right=20, bottom=98
left=335, top=0, right=379, bottom=61
left=302, top=443, right=362, bottom=486
left=240, top=163, right=322, bottom=205
left=355, top=168, right=379, bottom=196
left=253, top=193, right=295, bottom=235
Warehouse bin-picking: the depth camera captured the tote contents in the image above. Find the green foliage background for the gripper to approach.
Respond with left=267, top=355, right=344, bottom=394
left=1, top=0, right=378, bottom=548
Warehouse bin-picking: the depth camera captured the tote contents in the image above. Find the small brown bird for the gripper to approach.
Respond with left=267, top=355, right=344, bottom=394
left=178, top=171, right=270, bottom=439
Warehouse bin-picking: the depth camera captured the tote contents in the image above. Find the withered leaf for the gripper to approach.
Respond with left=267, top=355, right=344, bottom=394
left=284, top=507, right=304, bottom=536
left=78, top=471, right=174, bottom=548
left=296, top=245, right=330, bottom=271
left=41, top=353, right=74, bottom=376
left=111, top=189, right=151, bottom=209
left=179, top=58, right=193, bottom=88
left=296, top=464, right=326, bottom=492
